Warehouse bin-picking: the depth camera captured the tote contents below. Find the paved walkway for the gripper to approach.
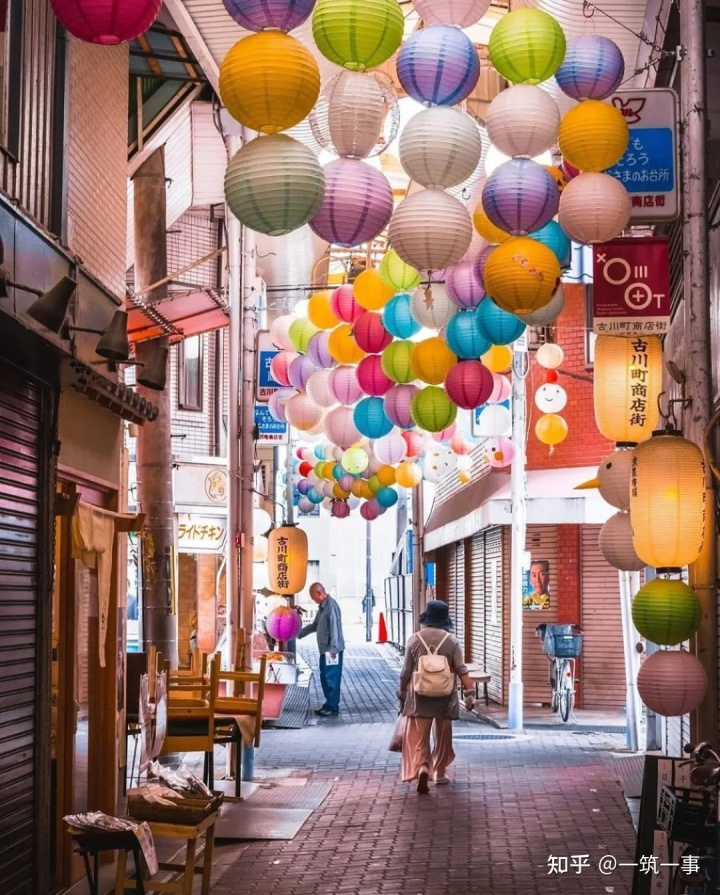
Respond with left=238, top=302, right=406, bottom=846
left=208, top=641, right=640, bottom=895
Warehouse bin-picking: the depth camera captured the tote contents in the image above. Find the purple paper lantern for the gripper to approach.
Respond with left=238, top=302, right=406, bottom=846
left=288, top=354, right=320, bottom=391
left=267, top=606, right=302, bottom=642
left=50, top=0, right=161, bottom=44
left=222, top=0, right=315, bottom=32
left=298, top=479, right=311, bottom=495
left=385, top=384, right=420, bottom=429
left=307, top=330, right=335, bottom=369
left=445, top=261, right=486, bottom=309
left=310, top=159, right=393, bottom=247
left=482, top=158, right=559, bottom=236
left=397, top=25, right=480, bottom=106
left=555, top=35, right=625, bottom=102
left=472, top=246, right=495, bottom=286
left=268, top=387, right=295, bottom=422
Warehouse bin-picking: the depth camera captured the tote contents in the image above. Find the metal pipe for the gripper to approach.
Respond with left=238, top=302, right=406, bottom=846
left=680, top=0, right=718, bottom=745
left=365, top=519, right=373, bottom=642
left=508, top=347, right=527, bottom=732
left=618, top=570, right=642, bottom=752
left=411, top=484, right=425, bottom=634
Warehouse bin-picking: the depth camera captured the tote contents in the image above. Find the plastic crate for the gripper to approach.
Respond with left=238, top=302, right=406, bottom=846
left=546, top=632, right=583, bottom=659
left=657, top=785, right=716, bottom=846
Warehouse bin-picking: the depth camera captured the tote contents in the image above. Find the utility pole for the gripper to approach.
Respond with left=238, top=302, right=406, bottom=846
left=411, top=484, right=425, bottom=633
left=364, top=519, right=373, bottom=642
left=680, top=0, right=718, bottom=744
left=133, top=148, right=178, bottom=669
left=508, top=346, right=527, bottom=732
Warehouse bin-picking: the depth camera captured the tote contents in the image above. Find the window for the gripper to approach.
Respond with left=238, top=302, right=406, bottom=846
left=179, top=335, right=203, bottom=411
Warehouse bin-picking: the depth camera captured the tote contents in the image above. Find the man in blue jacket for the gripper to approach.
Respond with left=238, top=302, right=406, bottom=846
left=298, top=581, right=345, bottom=717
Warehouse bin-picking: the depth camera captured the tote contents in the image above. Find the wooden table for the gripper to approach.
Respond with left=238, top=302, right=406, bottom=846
left=115, top=811, right=218, bottom=895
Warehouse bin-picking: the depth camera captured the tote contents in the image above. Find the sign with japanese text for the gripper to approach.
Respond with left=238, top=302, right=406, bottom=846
left=606, top=88, right=678, bottom=222
left=255, top=403, right=289, bottom=445
left=267, top=526, right=308, bottom=595
left=174, top=462, right=228, bottom=509
left=177, top=514, right=228, bottom=554
left=592, top=237, right=671, bottom=335
left=255, top=330, right=283, bottom=402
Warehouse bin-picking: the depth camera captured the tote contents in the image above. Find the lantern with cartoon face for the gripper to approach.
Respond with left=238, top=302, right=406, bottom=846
left=485, top=436, right=515, bottom=469
left=534, top=383, right=567, bottom=414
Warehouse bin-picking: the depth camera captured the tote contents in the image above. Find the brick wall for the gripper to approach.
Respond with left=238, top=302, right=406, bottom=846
left=66, top=39, right=128, bottom=296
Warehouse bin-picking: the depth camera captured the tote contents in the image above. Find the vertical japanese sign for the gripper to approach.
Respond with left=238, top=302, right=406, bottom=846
left=592, top=237, right=671, bottom=335
left=275, top=535, right=290, bottom=591
left=606, top=88, right=679, bottom=222
left=625, top=337, right=652, bottom=434
left=255, top=330, right=282, bottom=402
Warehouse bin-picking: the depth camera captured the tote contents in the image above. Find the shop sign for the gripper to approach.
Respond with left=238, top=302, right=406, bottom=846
left=255, top=403, right=288, bottom=445
left=256, top=330, right=283, bottom=402
left=174, top=462, right=228, bottom=508
left=177, top=514, right=228, bottom=554
left=592, top=237, right=671, bottom=335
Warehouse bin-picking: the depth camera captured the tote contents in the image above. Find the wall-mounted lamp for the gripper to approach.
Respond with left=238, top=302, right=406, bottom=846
left=67, top=309, right=130, bottom=361
left=0, top=267, right=78, bottom=333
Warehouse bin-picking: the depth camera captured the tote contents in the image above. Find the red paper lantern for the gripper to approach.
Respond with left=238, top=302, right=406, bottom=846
left=544, top=369, right=559, bottom=384
left=356, top=354, right=394, bottom=397
left=50, top=0, right=162, bottom=44
left=353, top=311, right=393, bottom=354
left=445, top=360, right=494, bottom=410
left=402, top=429, right=425, bottom=458
left=331, top=500, right=351, bottom=518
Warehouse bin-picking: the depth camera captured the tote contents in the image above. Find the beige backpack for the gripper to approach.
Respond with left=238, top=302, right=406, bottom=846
left=413, top=631, right=455, bottom=697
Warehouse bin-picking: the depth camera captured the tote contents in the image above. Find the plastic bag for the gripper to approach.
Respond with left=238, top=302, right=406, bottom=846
left=388, top=715, right=406, bottom=753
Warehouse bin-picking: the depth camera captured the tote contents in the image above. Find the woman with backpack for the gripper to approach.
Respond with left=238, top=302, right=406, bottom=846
left=398, top=600, right=476, bottom=793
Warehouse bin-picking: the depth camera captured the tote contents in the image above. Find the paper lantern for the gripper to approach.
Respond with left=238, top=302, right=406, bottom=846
left=535, top=413, right=568, bottom=446
left=558, top=173, right=631, bottom=245
left=354, top=396, right=393, bottom=439
left=374, top=430, right=408, bottom=466
left=356, top=355, right=394, bottom=397
left=598, top=512, right=645, bottom=572
left=360, top=500, right=381, bottom=521
left=219, top=33, right=320, bottom=135
left=222, top=0, right=315, bottom=31
left=485, top=436, right=515, bottom=469
left=477, top=300, right=526, bottom=346
left=445, top=261, right=486, bottom=310
left=331, top=499, right=352, bottom=518
left=521, top=287, right=565, bottom=327
left=353, top=312, right=393, bottom=354
left=288, top=354, right=320, bottom=391
left=445, top=360, right=494, bottom=410
left=411, top=338, right=457, bottom=385
left=328, top=323, right=366, bottom=365
left=390, top=189, right=472, bottom=272
left=342, top=446, right=370, bottom=474
left=270, top=350, right=299, bottom=386
left=307, top=330, right=335, bottom=369
left=630, top=431, right=706, bottom=570
left=402, top=429, right=425, bottom=458
left=528, top=222, right=571, bottom=268
left=556, top=35, right=625, bottom=101
left=536, top=343, right=564, bottom=370
left=558, top=101, right=629, bottom=173
left=631, top=578, right=702, bottom=646
left=593, top=335, right=662, bottom=444
left=379, top=250, right=422, bottom=293
left=534, top=383, right=567, bottom=414
left=376, top=487, right=398, bottom=508
left=383, top=293, right=422, bottom=340
left=636, top=650, right=707, bottom=717
left=285, top=393, right=324, bottom=431
left=354, top=269, right=395, bottom=311
left=482, top=344, right=513, bottom=374
left=396, top=460, right=423, bottom=488
left=385, top=384, right=420, bottom=429
left=329, top=364, right=365, bottom=405
left=410, top=284, right=458, bottom=330
left=308, top=291, right=339, bottom=330
left=576, top=450, right=634, bottom=510
left=49, top=0, right=161, bottom=43
left=298, top=496, right=315, bottom=514
left=331, top=284, right=363, bottom=324
left=482, top=159, right=559, bottom=237
left=473, top=200, right=512, bottom=245
left=475, top=404, right=511, bottom=437
left=312, top=0, right=404, bottom=71
left=397, top=26, right=480, bottom=106
left=269, top=388, right=295, bottom=422
left=445, top=310, right=490, bottom=360
left=289, top=317, right=320, bottom=353
left=412, top=0, right=490, bottom=27
left=268, top=525, right=308, bottom=595
left=381, top=341, right=416, bottom=384
left=412, top=386, right=457, bottom=433
left=270, top=315, right=295, bottom=350
left=488, top=372, right=511, bottom=404
left=483, top=237, right=561, bottom=316
left=266, top=606, right=302, bottom=642
left=488, top=8, right=566, bottom=86
left=324, top=406, right=360, bottom=449
left=399, top=107, right=483, bottom=189
left=486, top=85, right=560, bottom=159
left=310, top=159, right=393, bottom=247
left=306, top=369, right=337, bottom=408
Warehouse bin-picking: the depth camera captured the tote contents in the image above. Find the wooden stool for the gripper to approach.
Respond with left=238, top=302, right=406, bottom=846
left=68, top=828, right=144, bottom=895
left=465, top=670, right=491, bottom=706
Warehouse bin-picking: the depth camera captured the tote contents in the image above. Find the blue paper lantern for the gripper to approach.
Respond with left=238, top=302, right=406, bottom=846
left=382, top=292, right=422, bottom=340
left=314, top=443, right=325, bottom=459
left=377, top=486, right=399, bottom=508
left=445, top=309, right=491, bottom=360
left=476, top=300, right=526, bottom=346
left=306, top=485, right=324, bottom=504
left=353, top=396, right=393, bottom=439
left=397, top=25, right=480, bottom=106
left=332, top=463, right=344, bottom=480
left=528, top=220, right=571, bottom=268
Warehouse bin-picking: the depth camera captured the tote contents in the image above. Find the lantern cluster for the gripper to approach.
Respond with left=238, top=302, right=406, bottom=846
left=532, top=341, right=569, bottom=450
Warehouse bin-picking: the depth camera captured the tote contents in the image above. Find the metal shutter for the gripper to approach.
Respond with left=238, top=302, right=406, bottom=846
left=484, top=528, right=503, bottom=702
left=0, top=363, right=44, bottom=894
left=581, top=526, right=626, bottom=710
left=523, top=526, right=559, bottom=705
left=452, top=540, right=465, bottom=652
left=468, top=532, right=485, bottom=667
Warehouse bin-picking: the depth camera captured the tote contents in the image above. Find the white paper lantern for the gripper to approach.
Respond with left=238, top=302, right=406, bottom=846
left=536, top=343, right=564, bottom=369
left=306, top=369, right=337, bottom=408
left=389, top=188, right=473, bottom=271
left=599, top=511, right=645, bottom=571
left=253, top=508, right=273, bottom=535
left=285, top=393, right=323, bottom=430
left=534, top=383, right=567, bottom=414
left=399, top=107, right=483, bottom=189
left=269, top=314, right=295, bottom=350
left=374, top=429, right=408, bottom=465
left=324, top=405, right=362, bottom=449
left=412, top=0, right=491, bottom=27
left=521, top=285, right=565, bottom=326
left=475, top=404, right=511, bottom=437
left=410, top=283, right=458, bottom=329
left=298, top=496, right=316, bottom=514
left=559, top=173, right=632, bottom=245
left=486, top=85, right=560, bottom=159
left=253, top=535, right=269, bottom=563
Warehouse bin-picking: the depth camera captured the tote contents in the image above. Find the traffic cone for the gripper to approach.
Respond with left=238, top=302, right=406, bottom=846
left=377, top=612, right=388, bottom=644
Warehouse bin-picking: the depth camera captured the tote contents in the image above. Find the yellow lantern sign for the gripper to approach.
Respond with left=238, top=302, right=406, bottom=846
left=267, top=525, right=309, bottom=595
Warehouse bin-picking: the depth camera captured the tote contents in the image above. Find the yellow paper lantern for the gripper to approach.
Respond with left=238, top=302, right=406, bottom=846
left=219, top=32, right=321, bottom=135
left=353, top=268, right=395, bottom=311
left=535, top=413, right=568, bottom=446
left=322, top=461, right=336, bottom=479
left=473, top=201, right=512, bottom=245
left=333, top=482, right=351, bottom=499
left=630, top=431, right=706, bottom=570
left=267, top=525, right=309, bottom=595
left=411, top=337, right=457, bottom=385
left=594, top=335, right=663, bottom=445
left=328, top=323, right=366, bottom=364
left=308, top=291, right=339, bottom=330
left=350, top=478, right=366, bottom=498
left=482, top=344, right=513, bottom=374
left=396, top=460, right=423, bottom=489
left=377, top=465, right=396, bottom=487
left=545, top=165, right=569, bottom=193
left=558, top=100, right=629, bottom=173
left=483, top=237, right=561, bottom=316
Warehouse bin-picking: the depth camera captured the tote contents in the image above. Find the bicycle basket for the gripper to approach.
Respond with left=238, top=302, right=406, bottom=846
left=657, top=785, right=716, bottom=846
left=546, top=632, right=582, bottom=659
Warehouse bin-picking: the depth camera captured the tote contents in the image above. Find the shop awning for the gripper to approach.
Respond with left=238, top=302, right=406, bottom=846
left=127, top=290, right=229, bottom=343
left=424, top=466, right=616, bottom=553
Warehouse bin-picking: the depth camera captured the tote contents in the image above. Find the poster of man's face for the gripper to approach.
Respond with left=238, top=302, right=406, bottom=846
left=523, top=559, right=551, bottom=610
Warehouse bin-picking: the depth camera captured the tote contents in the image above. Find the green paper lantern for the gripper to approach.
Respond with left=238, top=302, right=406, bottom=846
left=488, top=8, right=566, bottom=86
left=379, top=249, right=422, bottom=292
left=312, top=0, right=404, bottom=72
left=341, top=447, right=368, bottom=475
left=368, top=474, right=382, bottom=494
left=631, top=578, right=702, bottom=646
left=289, top=317, right=320, bottom=353
left=381, top=340, right=415, bottom=384
left=411, top=386, right=457, bottom=433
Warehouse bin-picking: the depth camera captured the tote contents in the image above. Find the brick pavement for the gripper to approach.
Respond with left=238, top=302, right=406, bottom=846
left=205, top=642, right=639, bottom=894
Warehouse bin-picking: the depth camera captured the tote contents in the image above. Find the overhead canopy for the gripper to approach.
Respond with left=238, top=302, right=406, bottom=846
left=128, top=290, right=229, bottom=343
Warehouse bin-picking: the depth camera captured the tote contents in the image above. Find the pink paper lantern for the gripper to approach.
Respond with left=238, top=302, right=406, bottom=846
left=356, top=355, right=394, bottom=397
left=485, top=436, right=515, bottom=469
left=433, top=424, right=457, bottom=443
left=446, top=260, right=486, bottom=309
left=270, top=350, right=299, bottom=387
left=561, top=158, right=580, bottom=181
left=488, top=372, right=511, bottom=404
left=402, top=429, right=426, bottom=459
left=266, top=606, right=302, bottom=641
left=329, top=365, right=365, bottom=405
left=353, top=311, right=393, bottom=354
left=339, top=474, right=355, bottom=491
left=331, top=284, right=363, bottom=324
left=307, top=330, right=336, bottom=369
left=445, top=360, right=494, bottom=410
left=50, top=0, right=161, bottom=44
left=289, top=354, right=320, bottom=391
left=637, top=650, right=708, bottom=717
left=360, top=500, right=381, bottom=521
left=450, top=432, right=471, bottom=455
left=331, top=500, right=351, bottom=518
left=324, top=405, right=362, bottom=449
left=385, top=384, right=420, bottom=429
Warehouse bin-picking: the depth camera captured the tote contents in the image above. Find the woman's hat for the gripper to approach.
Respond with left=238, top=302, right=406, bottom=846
left=419, top=600, right=453, bottom=630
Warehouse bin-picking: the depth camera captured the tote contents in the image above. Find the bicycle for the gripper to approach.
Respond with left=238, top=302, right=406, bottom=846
left=535, top=623, right=583, bottom=723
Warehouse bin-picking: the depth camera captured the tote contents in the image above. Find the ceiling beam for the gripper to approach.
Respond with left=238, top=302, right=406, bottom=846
left=162, top=0, right=220, bottom=92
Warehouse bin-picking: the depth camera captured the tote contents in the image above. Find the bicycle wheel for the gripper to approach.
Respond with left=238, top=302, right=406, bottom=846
left=550, top=661, right=560, bottom=712
left=560, top=685, right=573, bottom=722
